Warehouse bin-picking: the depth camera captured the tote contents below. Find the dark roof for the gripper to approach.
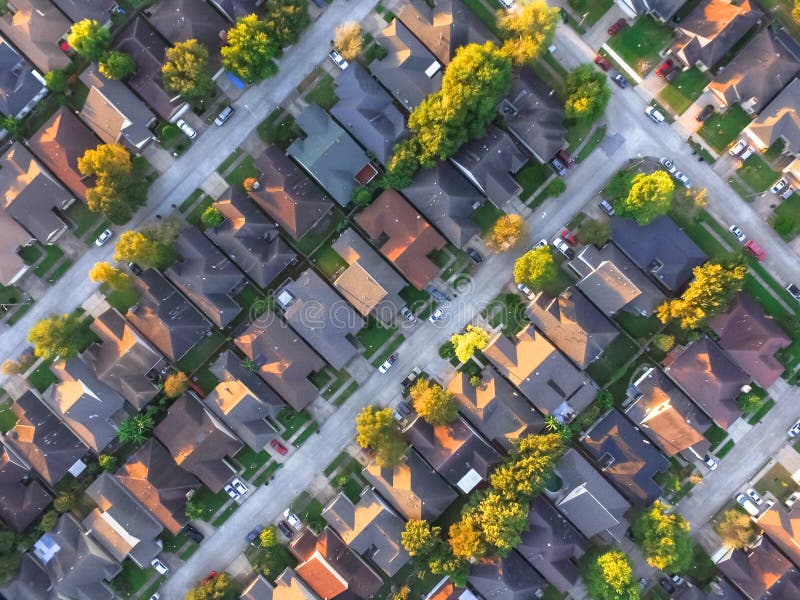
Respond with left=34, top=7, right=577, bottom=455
left=250, top=146, right=334, bottom=240
left=0, top=442, right=51, bottom=532
left=744, top=78, right=800, bottom=155
left=468, top=551, right=548, bottom=600
left=0, top=554, right=52, bottom=600
left=0, top=210, right=33, bottom=286
left=401, top=162, right=481, bottom=248
left=402, top=414, right=502, bottom=493
left=0, top=37, right=45, bottom=118
left=756, top=503, right=800, bottom=569
left=666, top=337, right=749, bottom=429
left=145, top=0, right=227, bottom=70
left=209, top=0, right=261, bottom=22
left=242, top=575, right=275, bottom=600
left=4, top=390, right=87, bottom=486
left=0, top=0, right=70, bottom=72
left=527, top=288, right=620, bottom=369
left=369, top=19, right=443, bottom=111
left=717, top=536, right=797, bottom=600
left=206, top=186, right=297, bottom=288
left=611, top=216, right=707, bottom=293
left=126, top=268, right=212, bottom=362
left=450, top=126, right=527, bottom=207
left=623, top=0, right=685, bottom=20
left=51, top=0, right=116, bottom=22
left=362, top=448, right=458, bottom=521
left=115, top=439, right=201, bottom=535
left=331, top=63, right=408, bottom=165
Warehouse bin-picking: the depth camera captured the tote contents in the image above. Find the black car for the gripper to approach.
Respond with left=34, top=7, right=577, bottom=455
left=277, top=521, right=294, bottom=539
left=696, top=104, right=714, bottom=122
left=659, top=578, right=676, bottom=594
left=466, top=248, right=484, bottom=263
left=550, top=157, right=567, bottom=176
left=246, top=527, right=263, bottom=544
left=184, top=524, right=204, bottom=543
left=425, top=285, right=451, bottom=302
left=610, top=70, right=629, bottom=88
left=127, top=262, right=143, bottom=276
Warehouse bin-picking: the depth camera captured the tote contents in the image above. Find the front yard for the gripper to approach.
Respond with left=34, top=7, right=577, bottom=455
left=355, top=318, right=396, bottom=358
left=482, top=292, right=528, bottom=336
left=698, top=105, right=751, bottom=152
left=737, top=154, right=781, bottom=192
left=772, top=193, right=800, bottom=239
left=567, top=0, right=613, bottom=26
left=657, top=68, right=709, bottom=115
left=607, top=16, right=672, bottom=75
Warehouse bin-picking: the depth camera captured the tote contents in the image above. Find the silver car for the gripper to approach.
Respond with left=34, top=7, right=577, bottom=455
left=328, top=50, right=349, bottom=70
left=176, top=118, right=197, bottom=139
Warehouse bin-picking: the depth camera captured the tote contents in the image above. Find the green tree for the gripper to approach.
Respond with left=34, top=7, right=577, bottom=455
left=263, top=0, right=310, bottom=47
left=334, top=22, right=363, bottom=60
left=185, top=498, right=205, bottom=521
left=513, top=246, right=557, bottom=289
left=672, top=186, right=708, bottom=221
left=583, top=549, right=640, bottom=600
left=163, top=371, right=189, bottom=398
left=186, top=571, right=241, bottom=600
left=1, top=116, right=21, bottom=138
left=0, top=530, right=20, bottom=584
left=259, top=525, right=279, bottom=548
left=89, top=261, right=132, bottom=291
left=99, top=50, right=135, bottom=80
left=44, top=69, right=69, bottom=93
left=351, top=186, right=373, bottom=205
left=114, top=230, right=174, bottom=269
left=564, top=64, right=611, bottom=123
left=221, top=14, right=278, bottom=84
left=98, top=454, right=117, bottom=472
left=488, top=214, right=527, bottom=251
left=410, top=379, right=458, bottom=425
left=615, top=171, right=674, bottom=225
left=355, top=405, right=407, bottom=467
left=162, top=39, right=215, bottom=103
left=579, top=219, right=611, bottom=247
left=383, top=138, right=421, bottom=188
left=78, top=143, right=147, bottom=224
left=117, top=413, right=154, bottom=444
left=28, top=313, right=85, bottom=359
left=498, top=0, right=559, bottom=65
left=67, top=19, right=110, bottom=60
left=716, top=509, right=758, bottom=549
left=38, top=510, right=59, bottom=533
left=451, top=325, right=490, bottom=363
left=439, top=341, right=456, bottom=360
left=632, top=501, right=692, bottom=572
left=201, top=206, right=224, bottom=228
left=737, top=392, right=762, bottom=414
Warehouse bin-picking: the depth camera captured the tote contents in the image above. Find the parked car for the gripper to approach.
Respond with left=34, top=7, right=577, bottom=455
left=214, top=105, right=233, bottom=126
left=328, top=50, right=348, bottom=70
left=150, top=594, right=160, bottom=600
left=656, top=59, right=673, bottom=77
left=607, top=18, right=627, bottom=36
left=739, top=145, right=755, bottom=161
left=270, top=439, right=288, bottom=455
left=400, top=306, right=417, bottom=323
left=728, top=139, right=748, bottom=157
left=429, top=307, right=445, bottom=322
left=610, top=71, right=629, bottom=88
left=736, top=493, right=760, bottom=516
left=425, top=285, right=451, bottom=302
left=703, top=455, right=718, bottom=471
left=401, top=368, right=420, bottom=389
left=396, top=400, right=411, bottom=416
left=665, top=67, right=681, bottom=82
left=594, top=55, right=611, bottom=71
left=787, top=491, right=800, bottom=508
left=95, top=228, right=113, bottom=247
left=674, top=170, right=692, bottom=188
left=781, top=186, right=795, bottom=200
left=599, top=200, right=615, bottom=216
left=728, top=225, right=746, bottom=243
left=533, top=238, right=548, bottom=249
left=176, top=118, right=197, bottom=139
left=247, top=527, right=263, bottom=544
left=277, top=521, right=294, bottom=538
left=550, top=157, right=567, bottom=176
left=645, top=106, right=665, bottom=124
left=659, top=578, right=675, bottom=594
left=696, top=104, right=714, bottom=122
left=789, top=418, right=800, bottom=438
left=771, top=178, right=788, bottom=194
left=127, top=262, right=143, bottom=275
left=497, top=0, right=515, bottom=8
left=556, top=149, right=575, bottom=167
left=746, top=488, right=764, bottom=506
left=283, top=511, right=303, bottom=530
left=151, top=558, right=169, bottom=575
left=551, top=238, right=575, bottom=260
left=744, top=239, right=765, bottom=261
left=466, top=247, right=484, bottom=263
left=787, top=284, right=800, bottom=303
left=224, top=484, right=238, bottom=500
left=659, top=157, right=676, bottom=174
left=232, top=477, right=247, bottom=496
left=559, top=228, right=577, bottom=245
left=378, top=353, right=398, bottom=374
left=516, top=282, right=534, bottom=298
left=184, top=524, right=204, bottom=543
left=670, top=574, right=686, bottom=587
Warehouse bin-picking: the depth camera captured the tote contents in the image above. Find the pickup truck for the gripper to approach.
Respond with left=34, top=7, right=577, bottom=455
left=401, top=367, right=421, bottom=389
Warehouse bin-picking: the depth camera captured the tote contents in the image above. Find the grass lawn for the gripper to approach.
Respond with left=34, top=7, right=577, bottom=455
left=657, top=68, right=709, bottom=115
left=27, top=359, right=57, bottom=393
left=567, top=0, right=613, bottom=26
left=482, top=293, right=528, bottom=335
left=186, top=194, right=215, bottom=228
left=324, top=451, right=351, bottom=477
left=705, top=424, right=728, bottom=449
left=698, top=105, right=751, bottom=152
left=292, top=422, right=318, bottom=447
left=321, top=369, right=350, bottom=400
left=756, top=463, right=795, bottom=502
left=471, top=201, right=505, bottom=236
left=18, top=244, right=42, bottom=265
left=614, top=313, right=662, bottom=342
left=311, top=244, right=348, bottom=279
left=460, top=0, right=500, bottom=35
left=253, top=460, right=281, bottom=485
left=370, top=334, right=405, bottom=367
left=334, top=381, right=359, bottom=406
left=514, top=160, right=550, bottom=200
left=291, top=492, right=326, bottom=532
left=211, top=502, right=239, bottom=526
left=772, top=193, right=800, bottom=239
left=33, top=245, right=64, bottom=277
left=224, top=155, right=260, bottom=190
left=191, top=486, right=230, bottom=520
left=686, top=543, right=718, bottom=588
left=217, top=148, right=243, bottom=174
left=564, top=117, right=594, bottom=151
left=399, top=286, right=431, bottom=313
left=178, top=188, right=204, bottom=213
left=373, top=562, right=444, bottom=600
left=305, top=74, right=338, bottom=110
left=757, top=0, right=800, bottom=39
left=112, top=559, right=153, bottom=597
left=576, top=126, right=606, bottom=162
left=235, top=447, right=272, bottom=480
left=585, top=335, right=639, bottom=386
left=355, top=318, right=396, bottom=358
left=737, top=154, right=780, bottom=192
left=278, top=408, right=312, bottom=439
left=716, top=439, right=736, bottom=458
left=64, top=202, right=102, bottom=238
left=747, top=398, right=775, bottom=424
left=47, top=259, right=72, bottom=283
left=175, top=329, right=226, bottom=373
left=0, top=403, right=16, bottom=432
left=257, top=110, right=300, bottom=149
left=607, top=16, right=672, bottom=75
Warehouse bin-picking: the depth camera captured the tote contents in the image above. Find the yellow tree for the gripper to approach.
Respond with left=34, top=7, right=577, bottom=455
left=113, top=231, right=173, bottom=269
left=89, top=261, right=131, bottom=291
left=451, top=325, right=490, bottom=363
left=488, top=214, right=527, bottom=251
left=617, top=170, right=674, bottom=225
left=410, top=379, right=458, bottom=425
left=716, top=510, right=758, bottom=549
left=513, top=246, right=557, bottom=289
left=632, top=501, right=692, bottom=572
left=449, top=511, right=486, bottom=560
left=355, top=405, right=407, bottom=466
left=28, top=314, right=85, bottom=359
left=334, top=22, right=363, bottom=60
left=78, top=143, right=132, bottom=180
left=67, top=19, right=110, bottom=60
left=498, top=0, right=559, bottom=65
left=163, top=371, right=190, bottom=398
left=584, top=549, right=638, bottom=600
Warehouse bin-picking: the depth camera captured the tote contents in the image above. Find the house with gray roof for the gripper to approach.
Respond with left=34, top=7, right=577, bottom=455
left=79, top=65, right=156, bottom=150
left=144, top=0, right=227, bottom=71
left=275, top=269, right=365, bottom=370
left=206, top=186, right=297, bottom=289
left=0, top=0, right=70, bottom=73
left=363, top=448, right=458, bottom=521
left=0, top=37, right=47, bottom=120
left=0, top=442, right=51, bottom=532
left=322, top=488, right=410, bottom=577
left=468, top=551, right=548, bottom=600
left=0, top=211, right=34, bottom=286
left=331, top=63, right=408, bottom=165
left=84, top=473, right=163, bottom=568
left=1, top=553, right=52, bottom=600
left=717, top=536, right=800, bottom=600
left=614, top=0, right=685, bottom=21
left=451, top=126, right=527, bottom=207
left=52, top=0, right=117, bottom=23
left=402, top=162, right=481, bottom=247
left=242, top=575, right=275, bottom=600
left=743, top=78, right=800, bottom=157
left=447, top=366, right=544, bottom=451
left=210, top=0, right=262, bottom=22
left=370, top=19, right=443, bottom=111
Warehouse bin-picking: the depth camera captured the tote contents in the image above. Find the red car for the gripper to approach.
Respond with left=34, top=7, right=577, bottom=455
left=594, top=55, right=611, bottom=71
left=560, top=228, right=577, bottom=246
left=607, top=18, right=627, bottom=36
left=744, top=239, right=765, bottom=261
left=270, top=439, right=288, bottom=455
left=656, top=59, right=673, bottom=77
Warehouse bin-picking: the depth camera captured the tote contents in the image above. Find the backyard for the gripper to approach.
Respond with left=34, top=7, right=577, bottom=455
left=355, top=318, right=396, bottom=358
left=607, top=16, right=672, bottom=75
left=657, top=68, right=709, bottom=114
left=737, top=154, right=781, bottom=192
left=585, top=334, right=640, bottom=386
left=311, top=244, right=348, bottom=279
left=698, top=105, right=751, bottom=152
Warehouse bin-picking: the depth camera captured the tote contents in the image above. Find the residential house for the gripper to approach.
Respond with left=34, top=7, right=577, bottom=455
left=447, top=366, right=544, bottom=451
left=0, top=442, right=51, bottom=532
left=115, top=439, right=201, bottom=535
left=626, top=367, right=712, bottom=458
left=206, top=350, right=283, bottom=451
left=499, top=68, right=566, bottom=163
left=756, top=503, right=800, bottom=568
left=79, top=65, right=156, bottom=151
left=210, top=0, right=263, bottom=22
left=242, top=575, right=276, bottom=600
left=83, top=473, right=163, bottom=568
left=742, top=78, right=800, bottom=165
left=321, top=489, right=410, bottom=577
left=275, top=269, right=365, bottom=370
left=569, top=243, right=665, bottom=317
left=708, top=28, right=800, bottom=115
left=356, top=189, right=446, bottom=289
left=369, top=19, right=443, bottom=111
left=668, top=0, right=761, bottom=71
left=402, top=414, right=502, bottom=493
left=1, top=142, right=71, bottom=245
left=126, top=269, right=212, bottom=363
left=4, top=390, right=87, bottom=487
left=0, top=211, right=34, bottom=285
left=0, top=37, right=47, bottom=120
left=250, top=146, right=334, bottom=241
left=154, top=392, right=244, bottom=492
left=274, top=567, right=323, bottom=600
left=235, top=318, right=326, bottom=411
left=467, top=551, right=548, bottom=600
left=527, top=288, right=621, bottom=369
left=205, top=186, right=297, bottom=289
left=614, top=0, right=686, bottom=21
left=32, top=513, right=121, bottom=600
left=330, top=228, right=406, bottom=324
left=166, top=228, right=247, bottom=329
left=516, top=496, right=588, bottom=593
left=145, top=0, right=227, bottom=71
left=401, top=162, right=481, bottom=247
left=330, top=63, right=408, bottom=165
left=425, top=578, right=479, bottom=600
left=709, top=293, right=791, bottom=388
left=1, top=554, right=53, bottom=600
left=289, top=527, right=384, bottom=600
left=547, top=448, right=631, bottom=543
left=363, top=448, right=458, bottom=521
left=717, top=536, right=800, bottom=600
left=451, top=126, right=527, bottom=207
left=83, top=308, right=166, bottom=411
left=113, top=16, right=188, bottom=120
left=51, top=0, right=117, bottom=23
left=582, top=409, right=670, bottom=504
left=483, top=325, right=597, bottom=421
left=45, top=358, right=127, bottom=454
left=611, top=216, right=707, bottom=293
left=0, top=0, right=70, bottom=72
left=666, top=337, right=749, bottom=429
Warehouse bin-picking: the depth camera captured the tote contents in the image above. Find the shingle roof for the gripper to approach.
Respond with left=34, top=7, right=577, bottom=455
left=717, top=536, right=796, bottom=600
left=0, top=554, right=52, bottom=600
left=744, top=78, right=800, bottom=154
left=51, top=0, right=116, bottom=23
left=0, top=0, right=70, bottom=72
left=0, top=208, right=33, bottom=286
left=145, top=0, right=227, bottom=70
left=756, top=503, right=800, bottom=569
left=467, top=551, right=548, bottom=600
left=623, top=0, right=685, bottom=20
left=0, top=442, right=51, bottom=532
left=209, top=0, right=261, bottom=22
left=242, top=575, right=275, bottom=600
left=0, top=36, right=44, bottom=118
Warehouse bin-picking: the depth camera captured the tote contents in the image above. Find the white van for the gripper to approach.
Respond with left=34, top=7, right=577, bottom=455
left=736, top=493, right=760, bottom=517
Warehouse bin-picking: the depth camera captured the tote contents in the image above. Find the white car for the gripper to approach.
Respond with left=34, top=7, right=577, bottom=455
left=151, top=558, right=169, bottom=575
left=645, top=106, right=665, bottom=124
left=400, top=307, right=417, bottom=323
left=787, top=491, right=800, bottom=508
left=746, top=488, right=764, bottom=506
left=551, top=238, right=575, bottom=259
left=674, top=170, right=692, bottom=189
left=787, top=284, right=800, bottom=303
left=428, top=307, right=445, bottom=323
left=533, top=238, right=548, bottom=249
left=232, top=477, right=247, bottom=496
left=703, top=455, right=718, bottom=471
left=283, top=510, right=303, bottom=530
left=378, top=353, right=398, bottom=374
left=771, top=178, right=788, bottom=194
left=224, top=483, right=239, bottom=499
left=729, top=139, right=747, bottom=157
left=95, top=228, right=113, bottom=247
left=736, top=493, right=760, bottom=516
left=789, top=418, right=800, bottom=438
left=659, top=157, right=676, bottom=174
left=516, top=282, right=533, bottom=298
left=739, top=145, right=754, bottom=161
left=176, top=118, right=197, bottom=139
left=728, top=225, right=746, bottom=243
left=498, top=0, right=515, bottom=8
left=150, top=594, right=160, bottom=600
left=328, top=50, right=349, bottom=70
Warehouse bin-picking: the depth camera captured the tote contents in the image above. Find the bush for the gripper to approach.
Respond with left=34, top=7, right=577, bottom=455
left=439, top=341, right=456, bottom=359
left=652, top=333, right=675, bottom=353
left=774, top=213, right=795, bottom=237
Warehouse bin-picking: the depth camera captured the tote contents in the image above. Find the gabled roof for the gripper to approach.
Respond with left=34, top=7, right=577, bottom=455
left=402, top=414, right=502, bottom=493
left=621, top=0, right=685, bottom=20
left=450, top=126, right=527, bottom=207
left=154, top=392, right=243, bottom=492
left=0, top=204, right=34, bottom=286
left=582, top=409, right=670, bottom=504
left=145, top=0, right=227, bottom=70
left=717, top=536, right=796, bottom=600
left=206, top=186, right=297, bottom=288
left=0, top=0, right=70, bottom=72
left=287, top=104, right=372, bottom=207
left=5, top=390, right=87, bottom=486
left=126, top=268, right=212, bottom=362
left=45, top=358, right=126, bottom=453
left=331, top=63, right=408, bottom=165
left=209, top=0, right=261, bottom=22
left=242, top=575, right=275, bottom=600
left=362, top=448, right=458, bottom=521
left=250, top=146, right=334, bottom=240
left=235, top=318, right=326, bottom=411
left=369, top=19, right=443, bottom=111
left=756, top=503, right=800, bottom=569
left=274, top=568, right=323, bottom=600
left=401, top=162, right=481, bottom=248
left=744, top=78, right=800, bottom=154
left=356, top=189, right=446, bottom=289
left=0, top=441, right=51, bottom=532
left=666, top=337, right=748, bottom=429
left=709, top=293, right=791, bottom=388
left=0, top=554, right=52, bottom=600
left=275, top=269, right=365, bottom=370
left=467, top=551, right=547, bottom=600
left=51, top=0, right=116, bottom=23
left=447, top=366, right=544, bottom=450
left=611, top=216, right=707, bottom=293
left=527, top=288, right=620, bottom=369
left=0, top=37, right=44, bottom=118
left=500, top=68, right=566, bottom=162
left=322, top=489, right=411, bottom=576
left=115, top=439, right=200, bottom=535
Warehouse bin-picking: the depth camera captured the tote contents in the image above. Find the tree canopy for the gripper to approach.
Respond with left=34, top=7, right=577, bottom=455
left=583, top=549, right=640, bottom=600
left=451, top=325, right=490, bottom=363
left=67, top=19, right=110, bottom=60
left=44, top=70, right=69, bottom=93
left=383, top=138, right=421, bottom=189
left=355, top=405, right=407, bottom=467
left=263, top=0, right=310, bottom=47
left=162, top=39, right=215, bottom=102
left=499, top=0, right=559, bottom=65
left=222, top=15, right=278, bottom=84
left=186, top=572, right=241, bottom=600
left=632, top=501, right=692, bottom=572
left=716, top=509, right=758, bottom=549
left=201, top=206, right=224, bottom=229
left=564, top=64, right=611, bottom=123
left=615, top=171, right=674, bottom=225
left=488, top=214, right=527, bottom=251
left=114, top=230, right=175, bottom=269
left=334, top=22, right=363, bottom=60
left=89, top=262, right=132, bottom=291
left=579, top=219, right=611, bottom=247
left=28, top=313, right=85, bottom=359
left=410, top=379, right=458, bottom=425
left=117, top=413, right=154, bottom=444
left=259, top=525, right=279, bottom=548
left=78, top=143, right=148, bottom=224
left=163, top=371, right=189, bottom=398
left=513, top=246, right=557, bottom=289
left=98, top=50, right=135, bottom=80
